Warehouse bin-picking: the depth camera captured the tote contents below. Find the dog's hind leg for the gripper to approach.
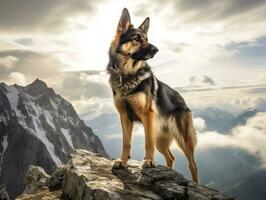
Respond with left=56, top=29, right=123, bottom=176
left=175, top=112, right=199, bottom=183
left=156, top=134, right=175, bottom=169
left=178, top=137, right=199, bottom=183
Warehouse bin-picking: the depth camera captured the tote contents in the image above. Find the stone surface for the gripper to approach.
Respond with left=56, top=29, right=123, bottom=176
left=17, top=149, right=235, bottom=200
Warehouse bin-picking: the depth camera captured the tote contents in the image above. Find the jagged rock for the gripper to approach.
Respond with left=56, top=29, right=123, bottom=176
left=47, top=166, right=67, bottom=191
left=61, top=150, right=156, bottom=200
left=60, top=149, right=234, bottom=200
left=0, top=185, right=9, bottom=200
left=0, top=80, right=108, bottom=198
left=17, top=149, right=235, bottom=200
left=23, top=165, right=50, bottom=194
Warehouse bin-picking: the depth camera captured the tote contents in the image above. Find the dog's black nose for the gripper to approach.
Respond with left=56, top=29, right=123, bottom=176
left=151, top=46, right=159, bottom=54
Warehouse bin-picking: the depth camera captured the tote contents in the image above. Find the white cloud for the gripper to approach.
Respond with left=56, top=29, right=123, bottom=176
left=134, top=125, right=145, bottom=137
left=57, top=71, right=111, bottom=102
left=72, top=97, right=115, bottom=120
left=0, top=56, right=18, bottom=69
left=0, top=0, right=101, bottom=33
left=193, top=117, right=206, bottom=131
left=0, top=0, right=265, bottom=91
left=233, top=96, right=266, bottom=112
left=258, top=73, right=266, bottom=81
left=189, top=75, right=216, bottom=87
left=51, top=71, right=113, bottom=117
left=79, top=71, right=109, bottom=84
left=7, top=72, right=26, bottom=85
left=105, top=133, right=122, bottom=139
left=197, top=112, right=266, bottom=168
left=105, top=123, right=145, bottom=140
left=0, top=50, right=63, bottom=86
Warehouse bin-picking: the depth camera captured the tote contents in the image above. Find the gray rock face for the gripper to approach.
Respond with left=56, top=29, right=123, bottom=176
left=0, top=79, right=108, bottom=199
left=17, top=149, right=235, bottom=200
left=0, top=185, right=9, bottom=200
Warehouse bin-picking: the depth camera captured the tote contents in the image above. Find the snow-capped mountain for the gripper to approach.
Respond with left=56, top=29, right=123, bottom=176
left=0, top=79, right=107, bottom=198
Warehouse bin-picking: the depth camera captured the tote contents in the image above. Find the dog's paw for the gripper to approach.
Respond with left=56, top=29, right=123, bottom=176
left=112, top=159, right=127, bottom=169
left=142, top=159, right=156, bottom=168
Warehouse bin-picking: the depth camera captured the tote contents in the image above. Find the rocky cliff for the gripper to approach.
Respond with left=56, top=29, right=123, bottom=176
left=17, top=149, right=235, bottom=200
left=0, top=80, right=107, bottom=198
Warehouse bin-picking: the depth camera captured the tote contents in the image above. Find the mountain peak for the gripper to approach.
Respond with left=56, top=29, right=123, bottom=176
left=26, top=78, right=48, bottom=89
left=24, top=79, right=52, bottom=97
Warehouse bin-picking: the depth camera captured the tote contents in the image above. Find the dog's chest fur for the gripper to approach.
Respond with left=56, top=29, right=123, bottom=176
left=108, top=66, right=155, bottom=121
left=108, top=66, right=152, bottom=96
left=114, top=92, right=151, bottom=121
left=109, top=72, right=142, bottom=97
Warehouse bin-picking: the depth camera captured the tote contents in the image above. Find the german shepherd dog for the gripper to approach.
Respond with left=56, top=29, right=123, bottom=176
left=107, top=8, right=199, bottom=183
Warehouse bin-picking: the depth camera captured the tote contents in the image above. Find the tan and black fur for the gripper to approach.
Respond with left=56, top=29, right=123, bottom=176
left=107, top=8, right=199, bottom=183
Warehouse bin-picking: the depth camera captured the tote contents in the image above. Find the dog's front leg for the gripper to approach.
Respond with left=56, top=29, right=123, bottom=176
left=113, top=113, right=133, bottom=169
left=142, top=111, right=156, bottom=168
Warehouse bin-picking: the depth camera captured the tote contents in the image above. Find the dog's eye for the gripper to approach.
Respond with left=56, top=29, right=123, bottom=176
left=133, top=35, right=142, bottom=42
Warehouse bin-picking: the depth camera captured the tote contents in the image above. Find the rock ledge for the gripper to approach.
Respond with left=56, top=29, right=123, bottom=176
left=17, top=149, right=235, bottom=200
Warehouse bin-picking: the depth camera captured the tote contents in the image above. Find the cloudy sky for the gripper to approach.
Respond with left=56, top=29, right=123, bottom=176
left=0, top=0, right=266, bottom=114
left=0, top=0, right=266, bottom=111
left=1, top=0, right=266, bottom=178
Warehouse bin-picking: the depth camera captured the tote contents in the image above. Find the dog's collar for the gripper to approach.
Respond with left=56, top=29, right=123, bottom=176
left=110, top=65, right=151, bottom=83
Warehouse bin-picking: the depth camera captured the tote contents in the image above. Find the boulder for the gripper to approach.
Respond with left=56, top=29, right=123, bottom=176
left=23, top=165, right=50, bottom=194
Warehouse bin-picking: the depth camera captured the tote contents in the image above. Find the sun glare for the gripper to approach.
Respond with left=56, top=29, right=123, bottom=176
left=61, top=0, right=140, bottom=71
left=61, top=0, right=173, bottom=71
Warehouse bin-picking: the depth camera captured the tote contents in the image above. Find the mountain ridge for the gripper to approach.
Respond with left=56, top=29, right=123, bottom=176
left=0, top=79, right=107, bottom=199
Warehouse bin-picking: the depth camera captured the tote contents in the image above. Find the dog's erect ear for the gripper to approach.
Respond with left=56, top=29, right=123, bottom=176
left=139, top=17, right=150, bottom=34
left=117, top=8, right=131, bottom=33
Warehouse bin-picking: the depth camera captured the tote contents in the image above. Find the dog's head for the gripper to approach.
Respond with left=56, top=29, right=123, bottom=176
left=112, top=8, right=158, bottom=61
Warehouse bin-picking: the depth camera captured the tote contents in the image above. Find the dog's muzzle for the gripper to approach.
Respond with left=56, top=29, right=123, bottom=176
left=132, top=44, right=159, bottom=60
left=149, top=45, right=159, bottom=55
